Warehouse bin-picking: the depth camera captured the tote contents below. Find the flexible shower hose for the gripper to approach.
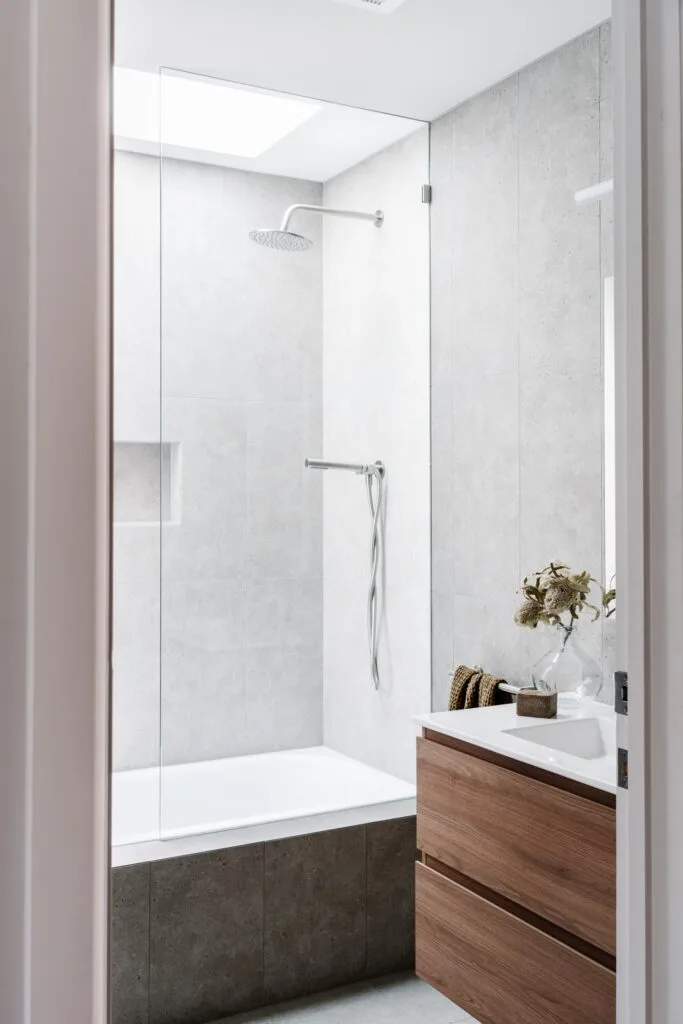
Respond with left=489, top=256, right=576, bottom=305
left=365, top=465, right=384, bottom=690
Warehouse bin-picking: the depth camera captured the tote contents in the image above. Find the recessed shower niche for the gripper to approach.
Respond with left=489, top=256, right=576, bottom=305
left=113, top=440, right=182, bottom=524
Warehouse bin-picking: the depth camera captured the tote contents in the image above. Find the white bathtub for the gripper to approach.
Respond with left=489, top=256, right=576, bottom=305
left=112, top=745, right=416, bottom=866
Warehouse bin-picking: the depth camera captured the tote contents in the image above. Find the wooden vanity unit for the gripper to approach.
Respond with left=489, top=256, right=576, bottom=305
left=415, top=728, right=616, bottom=1024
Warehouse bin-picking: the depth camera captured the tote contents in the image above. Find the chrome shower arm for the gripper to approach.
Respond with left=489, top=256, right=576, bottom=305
left=281, top=205, right=384, bottom=232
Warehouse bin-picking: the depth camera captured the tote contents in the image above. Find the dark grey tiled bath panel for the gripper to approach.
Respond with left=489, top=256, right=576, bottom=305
left=111, top=817, right=416, bottom=1024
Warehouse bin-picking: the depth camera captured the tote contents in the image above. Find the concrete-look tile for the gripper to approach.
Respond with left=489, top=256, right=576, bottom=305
left=519, top=28, right=599, bottom=127
left=600, top=96, right=614, bottom=280
left=112, top=582, right=160, bottom=771
left=450, top=371, right=519, bottom=601
left=112, top=864, right=151, bottom=1024
left=431, top=384, right=454, bottom=585
left=246, top=402, right=322, bottom=581
left=245, top=645, right=323, bottom=754
left=429, top=110, right=455, bottom=388
left=600, top=20, right=612, bottom=100
left=160, top=159, right=322, bottom=404
left=450, top=79, right=518, bottom=379
left=366, top=817, right=416, bottom=976
left=264, top=827, right=367, bottom=1003
left=518, top=106, right=601, bottom=381
left=452, top=594, right=541, bottom=692
left=149, top=846, right=264, bottom=1024
left=450, top=75, right=518, bottom=168
left=160, top=580, right=248, bottom=764
left=431, top=383, right=454, bottom=712
left=246, top=578, right=322, bottom=650
left=519, top=366, right=603, bottom=582
left=113, top=524, right=161, bottom=586
left=161, top=398, right=247, bottom=582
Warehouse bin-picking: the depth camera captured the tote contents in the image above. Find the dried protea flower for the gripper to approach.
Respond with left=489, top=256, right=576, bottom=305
left=543, top=581, right=574, bottom=615
left=514, top=560, right=615, bottom=630
left=514, top=600, right=541, bottom=628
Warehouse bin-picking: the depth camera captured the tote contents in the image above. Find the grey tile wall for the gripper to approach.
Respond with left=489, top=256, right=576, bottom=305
left=366, top=818, right=416, bottom=976
left=263, top=828, right=367, bottom=1003
left=113, top=154, right=324, bottom=769
left=112, top=865, right=151, bottom=1024
left=150, top=848, right=264, bottom=1024
left=111, top=819, right=416, bottom=1024
left=430, top=25, right=613, bottom=707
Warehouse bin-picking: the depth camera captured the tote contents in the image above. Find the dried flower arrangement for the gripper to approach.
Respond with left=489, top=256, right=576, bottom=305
left=514, top=560, right=615, bottom=631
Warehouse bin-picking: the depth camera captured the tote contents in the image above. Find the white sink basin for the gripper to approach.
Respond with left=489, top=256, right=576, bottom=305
left=503, top=717, right=614, bottom=761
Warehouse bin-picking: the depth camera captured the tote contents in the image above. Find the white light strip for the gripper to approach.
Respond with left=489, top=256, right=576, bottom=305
left=113, top=68, right=321, bottom=158
left=574, top=178, right=614, bottom=205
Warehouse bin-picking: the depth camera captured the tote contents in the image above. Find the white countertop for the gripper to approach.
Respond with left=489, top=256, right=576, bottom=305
left=416, top=698, right=617, bottom=795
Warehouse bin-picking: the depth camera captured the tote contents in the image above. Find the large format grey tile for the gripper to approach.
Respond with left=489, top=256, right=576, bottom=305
left=518, top=366, right=603, bottom=582
left=160, top=580, right=248, bottom=764
left=518, top=105, right=601, bottom=381
left=366, top=818, right=416, bottom=977
left=149, top=846, right=264, bottom=1024
left=450, top=76, right=518, bottom=168
left=600, top=95, right=614, bottom=279
left=452, top=594, right=543, bottom=692
left=245, top=646, right=323, bottom=754
left=429, top=109, right=455, bottom=388
left=264, top=827, right=367, bottom=1004
left=246, top=578, right=322, bottom=650
left=114, top=524, right=161, bottom=586
left=112, top=864, right=151, bottom=1024
left=112, top=582, right=160, bottom=771
left=519, top=29, right=599, bottom=127
left=246, top=402, right=322, bottom=581
left=600, top=20, right=612, bottom=100
left=160, top=160, right=322, bottom=405
left=450, top=371, right=519, bottom=602
left=161, top=398, right=247, bottom=583
left=450, top=77, right=518, bottom=380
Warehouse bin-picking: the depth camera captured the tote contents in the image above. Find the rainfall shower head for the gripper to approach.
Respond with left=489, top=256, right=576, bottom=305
left=249, top=228, right=313, bottom=251
left=249, top=203, right=383, bottom=252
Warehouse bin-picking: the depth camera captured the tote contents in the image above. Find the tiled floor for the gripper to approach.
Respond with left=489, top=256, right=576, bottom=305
left=219, top=973, right=477, bottom=1024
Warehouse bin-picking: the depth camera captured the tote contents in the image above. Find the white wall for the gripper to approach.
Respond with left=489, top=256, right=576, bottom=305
left=322, top=128, right=431, bottom=783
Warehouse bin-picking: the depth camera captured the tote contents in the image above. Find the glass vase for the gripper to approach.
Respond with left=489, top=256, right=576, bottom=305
left=531, top=623, right=602, bottom=706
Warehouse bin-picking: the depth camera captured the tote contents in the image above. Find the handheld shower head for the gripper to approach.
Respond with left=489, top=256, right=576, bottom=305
left=249, top=204, right=383, bottom=252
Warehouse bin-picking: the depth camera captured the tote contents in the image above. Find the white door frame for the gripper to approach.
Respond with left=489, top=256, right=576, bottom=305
left=0, top=0, right=111, bottom=1022
left=616, top=0, right=683, bottom=1021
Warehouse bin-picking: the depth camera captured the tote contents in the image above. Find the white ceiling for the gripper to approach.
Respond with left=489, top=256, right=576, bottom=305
left=115, top=75, right=425, bottom=182
left=115, top=0, right=611, bottom=122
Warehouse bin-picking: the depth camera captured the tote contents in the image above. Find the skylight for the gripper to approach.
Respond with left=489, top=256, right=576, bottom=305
left=113, top=68, right=321, bottom=158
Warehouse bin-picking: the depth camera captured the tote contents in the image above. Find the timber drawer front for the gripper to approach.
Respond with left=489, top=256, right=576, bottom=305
left=416, top=735, right=616, bottom=954
left=415, top=862, right=616, bottom=1024
left=416, top=730, right=616, bottom=1024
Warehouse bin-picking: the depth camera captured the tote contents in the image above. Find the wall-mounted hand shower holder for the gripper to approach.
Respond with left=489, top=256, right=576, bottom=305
left=306, top=457, right=385, bottom=690
left=305, top=458, right=385, bottom=476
